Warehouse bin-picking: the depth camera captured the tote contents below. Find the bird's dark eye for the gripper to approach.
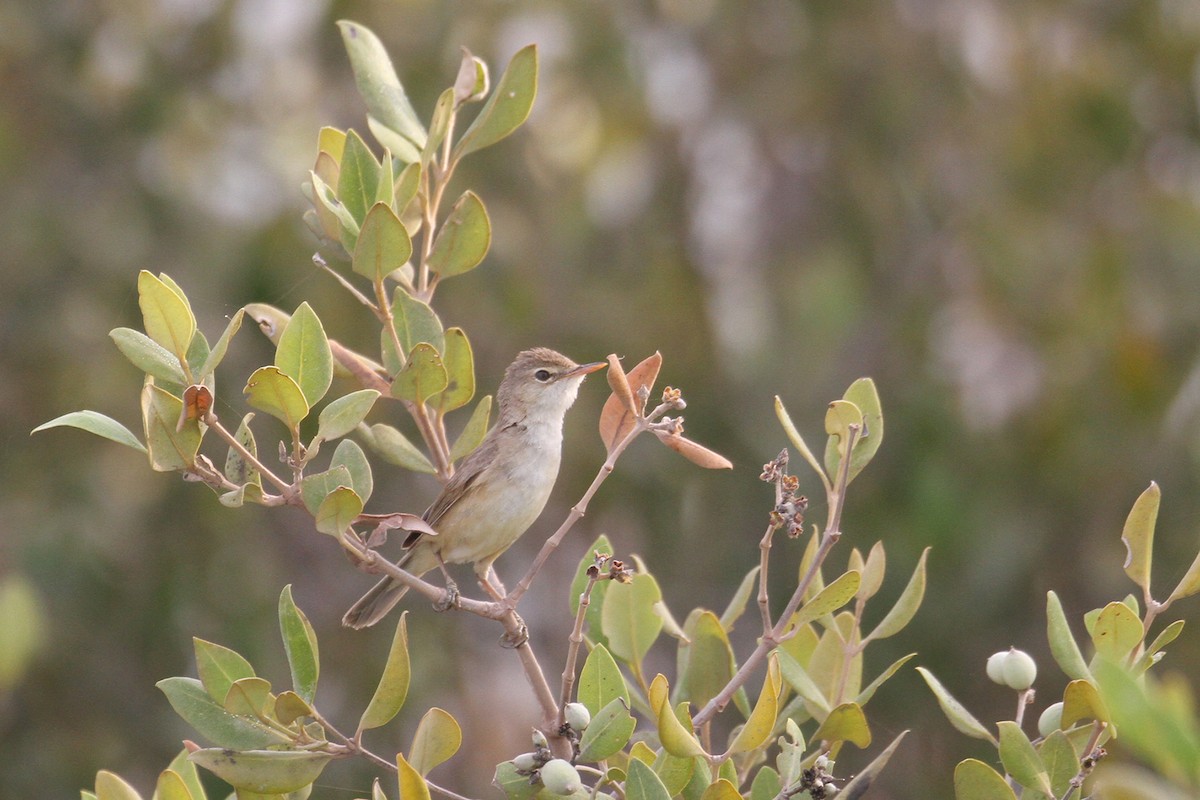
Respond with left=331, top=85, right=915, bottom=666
left=534, top=369, right=552, bottom=382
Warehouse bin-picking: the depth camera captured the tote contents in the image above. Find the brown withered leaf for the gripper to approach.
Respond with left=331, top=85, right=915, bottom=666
left=358, top=512, right=439, bottom=549
left=653, top=430, right=733, bottom=470
left=606, top=354, right=636, bottom=415
left=599, top=351, right=663, bottom=454
left=178, top=384, right=213, bottom=431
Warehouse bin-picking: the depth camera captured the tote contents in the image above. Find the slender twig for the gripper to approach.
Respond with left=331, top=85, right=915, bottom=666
left=560, top=571, right=602, bottom=718
left=1060, top=721, right=1106, bottom=800
left=203, top=411, right=295, bottom=498
left=758, top=521, right=777, bottom=632
left=1014, top=688, right=1034, bottom=730
left=308, top=707, right=396, bottom=773
left=693, top=426, right=861, bottom=727
left=313, top=253, right=377, bottom=312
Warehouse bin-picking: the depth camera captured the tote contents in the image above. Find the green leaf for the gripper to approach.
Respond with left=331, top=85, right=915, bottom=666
left=997, top=721, right=1053, bottom=795
left=421, top=88, right=455, bottom=166
left=199, top=309, right=245, bottom=379
left=791, top=570, right=861, bottom=630
left=916, top=667, right=998, bottom=745
left=1061, top=678, right=1111, bottom=727
left=1039, top=730, right=1080, bottom=798
left=392, top=343, right=448, bottom=403
left=364, top=423, right=437, bottom=474
left=396, top=753, right=432, bottom=800
left=317, top=390, right=380, bottom=443
left=395, top=161, right=421, bottom=212
left=194, top=638, right=255, bottom=704
left=728, top=654, right=782, bottom=754
left=274, top=691, right=313, bottom=726
left=774, top=396, right=830, bottom=490
left=823, top=399, right=863, bottom=481
left=94, top=771, right=143, bottom=800
left=375, top=148, right=396, bottom=206
left=1121, top=482, right=1159, bottom=597
left=698, top=780, right=741, bottom=800
left=110, top=327, right=187, bottom=385
left=138, top=271, right=196, bottom=363
left=650, top=675, right=706, bottom=759
left=811, top=702, right=871, bottom=748
left=1168, top=549, right=1200, bottom=603
left=330, top=438, right=373, bottom=504
left=855, top=652, right=917, bottom=708
left=337, top=21, right=426, bottom=154
left=409, top=707, right=461, bottom=776
left=32, top=410, right=146, bottom=453
left=358, top=612, right=411, bottom=733
left=748, top=767, right=780, bottom=800
left=244, top=366, right=310, bottom=429
left=824, top=378, right=883, bottom=487
left=837, top=730, right=909, bottom=799
left=776, top=649, right=831, bottom=718
left=279, top=585, right=319, bottom=704
left=223, top=676, right=271, bottom=717
left=450, top=395, right=492, bottom=462
left=300, top=465, right=352, bottom=515
left=577, top=696, right=636, bottom=762
left=625, top=756, right=672, bottom=800
left=141, top=384, right=202, bottom=471
left=719, top=566, right=760, bottom=632
left=577, top=643, right=628, bottom=716
left=682, top=611, right=736, bottom=709
left=1137, top=619, right=1186, bottom=673
left=858, top=541, right=887, bottom=601
left=602, top=572, right=664, bottom=667
left=337, top=128, right=383, bottom=225
left=1091, top=601, right=1144, bottom=662
left=455, top=45, right=538, bottom=159
left=427, top=191, right=491, bottom=278
left=863, top=548, right=929, bottom=642
left=1046, top=591, right=1092, bottom=681
left=391, top=287, right=444, bottom=356
left=436, top=328, right=475, bottom=412
left=276, top=302, right=333, bottom=408
left=188, top=748, right=332, bottom=794
left=310, top=170, right=360, bottom=250
left=315, top=486, right=364, bottom=536
left=652, top=747, right=695, bottom=797
left=354, top=202, right=413, bottom=281
left=166, top=747, right=208, bottom=800
left=153, top=769, right=193, bottom=800
left=223, top=412, right=260, bottom=484
left=953, top=758, right=1018, bottom=800
left=157, top=677, right=289, bottom=749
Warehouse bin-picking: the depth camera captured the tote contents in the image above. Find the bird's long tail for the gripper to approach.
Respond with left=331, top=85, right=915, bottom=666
left=342, top=550, right=417, bottom=629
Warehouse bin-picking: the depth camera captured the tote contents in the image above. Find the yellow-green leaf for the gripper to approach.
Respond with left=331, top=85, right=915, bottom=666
left=625, top=757, right=672, bottom=800
left=391, top=343, right=448, bottom=403
left=188, top=748, right=331, bottom=794
left=916, top=667, right=997, bottom=745
left=823, top=399, right=863, bottom=480
left=153, top=769, right=193, bottom=800
left=454, top=45, right=538, bottom=159
left=222, top=676, right=271, bottom=717
left=194, top=637, right=255, bottom=704
left=337, top=22, right=426, bottom=155
left=1091, top=601, right=1143, bottom=662
left=275, top=302, right=333, bottom=408
left=427, top=191, right=491, bottom=278
left=1046, top=591, right=1092, bottom=681
left=682, top=611, right=736, bottom=708
left=409, top=707, right=461, bottom=776
left=811, top=702, right=871, bottom=748
left=354, top=202, right=412, bottom=281
left=358, top=612, right=411, bottom=733
left=997, top=720, right=1053, bottom=796
left=315, top=485, right=363, bottom=536
left=1121, top=482, right=1159, bottom=596
left=699, top=779, right=742, bottom=800
left=1061, top=679, right=1111, bottom=727
left=141, top=383, right=202, bottom=471
left=650, top=674, right=706, bottom=759
left=602, top=572, right=664, bottom=667
left=365, top=423, right=437, bottom=474
left=138, top=271, right=196, bottom=364
left=577, top=697, right=636, bottom=762
left=199, top=308, right=244, bottom=380
left=33, top=410, right=146, bottom=454
left=278, top=585, right=319, bottom=704
left=863, top=548, right=929, bottom=642
left=953, top=759, right=1018, bottom=800
left=337, top=128, right=383, bottom=224
left=792, top=570, right=861, bottom=630
left=436, top=327, right=475, bottom=412
left=577, top=642, right=628, bottom=716
left=728, top=654, right=782, bottom=754
left=396, top=752, right=432, bottom=800
left=317, top=389, right=380, bottom=443
left=243, top=366, right=309, bottom=430
left=824, top=378, right=883, bottom=486
left=110, top=327, right=187, bottom=385
left=449, top=395, right=491, bottom=463
left=1167, top=549, right=1200, bottom=604
left=95, top=771, right=143, bottom=800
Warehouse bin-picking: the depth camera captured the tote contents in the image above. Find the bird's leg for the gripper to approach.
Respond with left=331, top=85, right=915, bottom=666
left=432, top=553, right=459, bottom=612
left=479, top=566, right=508, bottom=601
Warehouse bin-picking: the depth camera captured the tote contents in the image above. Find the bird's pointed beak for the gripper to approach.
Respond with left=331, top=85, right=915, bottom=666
left=563, top=361, right=607, bottom=379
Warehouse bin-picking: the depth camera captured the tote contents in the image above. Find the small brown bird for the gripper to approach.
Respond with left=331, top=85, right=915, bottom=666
left=343, top=347, right=605, bottom=628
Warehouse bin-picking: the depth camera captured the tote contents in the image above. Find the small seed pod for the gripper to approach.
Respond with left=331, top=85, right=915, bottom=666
left=531, top=728, right=550, bottom=750
left=539, top=758, right=583, bottom=796
left=1038, top=701, right=1065, bottom=738
left=564, top=702, right=591, bottom=731
left=986, top=647, right=1038, bottom=691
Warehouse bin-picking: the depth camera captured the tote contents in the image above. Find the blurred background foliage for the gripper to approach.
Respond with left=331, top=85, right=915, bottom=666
left=3, top=0, right=1200, bottom=797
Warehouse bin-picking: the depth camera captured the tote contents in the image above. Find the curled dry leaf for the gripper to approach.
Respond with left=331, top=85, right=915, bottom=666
left=599, top=352, right=662, bottom=454
left=606, top=354, right=636, bottom=415
left=653, top=431, right=733, bottom=470
left=358, top=512, right=439, bottom=549
left=178, top=384, right=214, bottom=431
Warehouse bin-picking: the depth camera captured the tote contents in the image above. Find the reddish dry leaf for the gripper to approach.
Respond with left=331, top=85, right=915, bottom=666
left=653, top=430, right=733, bottom=470
left=606, top=354, right=636, bottom=415
left=178, top=384, right=213, bottom=431
left=599, top=351, right=663, bottom=454
left=358, top=512, right=439, bottom=548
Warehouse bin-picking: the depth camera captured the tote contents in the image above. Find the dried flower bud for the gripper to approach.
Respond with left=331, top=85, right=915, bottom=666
left=586, top=564, right=601, bottom=579
left=539, top=759, right=583, bottom=796
left=531, top=728, right=549, bottom=750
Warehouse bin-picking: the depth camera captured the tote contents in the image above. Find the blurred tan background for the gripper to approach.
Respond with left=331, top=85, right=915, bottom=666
left=4, top=0, right=1200, bottom=797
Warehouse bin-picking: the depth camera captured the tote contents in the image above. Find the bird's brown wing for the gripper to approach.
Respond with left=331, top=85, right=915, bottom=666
left=400, top=434, right=500, bottom=548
